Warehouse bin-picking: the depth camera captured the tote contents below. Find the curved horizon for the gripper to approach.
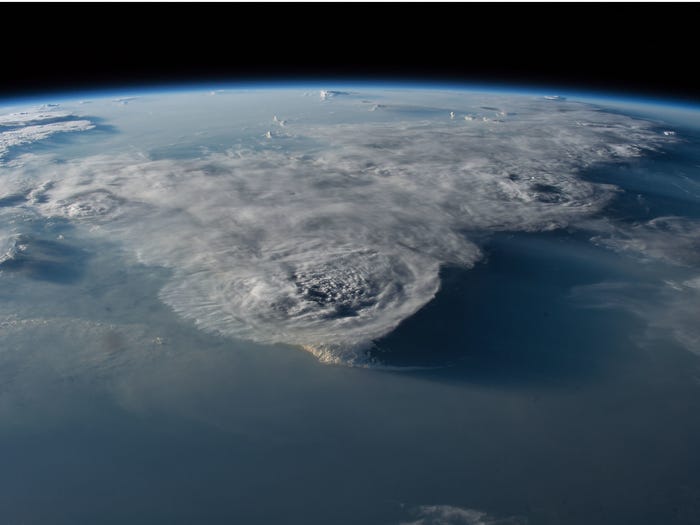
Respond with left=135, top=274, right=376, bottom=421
left=1, top=79, right=700, bottom=113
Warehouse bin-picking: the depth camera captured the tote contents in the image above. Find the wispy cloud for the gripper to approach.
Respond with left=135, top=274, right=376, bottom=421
left=592, top=216, right=700, bottom=267
left=581, top=215, right=700, bottom=356
left=572, top=276, right=700, bottom=356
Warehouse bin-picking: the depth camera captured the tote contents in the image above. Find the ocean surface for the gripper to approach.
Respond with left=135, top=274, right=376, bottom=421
left=1, top=87, right=699, bottom=524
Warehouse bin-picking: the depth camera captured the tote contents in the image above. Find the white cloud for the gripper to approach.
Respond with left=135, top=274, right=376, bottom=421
left=400, top=504, right=526, bottom=525
left=0, top=120, right=94, bottom=160
left=0, top=107, right=94, bottom=161
left=0, top=97, right=673, bottom=365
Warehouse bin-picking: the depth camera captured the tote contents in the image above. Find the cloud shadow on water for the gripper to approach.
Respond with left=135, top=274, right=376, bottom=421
left=371, top=230, right=643, bottom=388
left=0, top=234, right=89, bottom=284
left=0, top=193, right=28, bottom=207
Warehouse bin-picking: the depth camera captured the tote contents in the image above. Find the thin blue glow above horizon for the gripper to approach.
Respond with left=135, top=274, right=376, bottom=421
left=1, top=80, right=699, bottom=113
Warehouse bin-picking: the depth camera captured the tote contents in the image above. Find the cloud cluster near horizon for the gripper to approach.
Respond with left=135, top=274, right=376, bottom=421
left=0, top=106, right=94, bottom=161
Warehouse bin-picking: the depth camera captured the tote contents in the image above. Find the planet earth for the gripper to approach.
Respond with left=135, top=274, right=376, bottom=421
left=1, top=86, right=700, bottom=524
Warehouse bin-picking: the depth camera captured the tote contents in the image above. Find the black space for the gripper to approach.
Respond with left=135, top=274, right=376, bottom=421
left=3, top=2, right=699, bottom=103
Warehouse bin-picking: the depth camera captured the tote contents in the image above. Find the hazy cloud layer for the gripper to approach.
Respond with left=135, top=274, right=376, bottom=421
left=0, top=313, right=171, bottom=425
left=581, top=215, right=700, bottom=355
left=592, top=216, right=700, bottom=267
left=0, top=95, right=675, bottom=364
left=572, top=277, right=700, bottom=356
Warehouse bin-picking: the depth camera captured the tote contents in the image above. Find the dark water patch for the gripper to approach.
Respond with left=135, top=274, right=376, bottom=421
left=0, top=193, right=27, bottom=207
left=581, top=132, right=700, bottom=221
left=585, top=164, right=700, bottom=221
left=0, top=234, right=88, bottom=284
left=372, top=230, right=647, bottom=386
